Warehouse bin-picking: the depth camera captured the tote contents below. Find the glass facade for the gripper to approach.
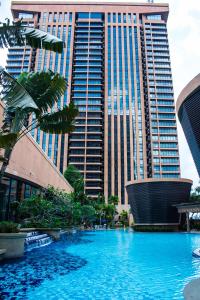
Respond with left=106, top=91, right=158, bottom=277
left=144, top=20, right=180, bottom=179
left=68, top=14, right=104, bottom=197
left=8, top=3, right=180, bottom=205
left=1, top=176, right=39, bottom=220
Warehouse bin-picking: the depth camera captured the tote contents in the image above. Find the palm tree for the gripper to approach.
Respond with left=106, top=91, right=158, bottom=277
left=0, top=18, right=64, bottom=53
left=0, top=17, right=78, bottom=221
left=0, top=69, right=78, bottom=221
left=0, top=68, right=78, bottom=181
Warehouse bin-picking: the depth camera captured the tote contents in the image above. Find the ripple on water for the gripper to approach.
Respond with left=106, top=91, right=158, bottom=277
left=1, top=231, right=200, bottom=300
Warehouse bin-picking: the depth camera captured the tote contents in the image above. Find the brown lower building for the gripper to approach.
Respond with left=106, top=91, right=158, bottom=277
left=0, top=103, right=73, bottom=219
left=8, top=1, right=180, bottom=208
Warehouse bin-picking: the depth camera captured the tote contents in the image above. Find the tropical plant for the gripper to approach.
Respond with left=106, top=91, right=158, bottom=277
left=108, top=195, right=119, bottom=205
left=0, top=18, right=64, bottom=53
left=18, top=186, right=74, bottom=228
left=80, top=205, right=96, bottom=226
left=119, top=210, right=129, bottom=226
left=0, top=70, right=78, bottom=223
left=0, top=69, right=78, bottom=185
left=0, top=221, right=19, bottom=233
left=190, top=186, right=200, bottom=202
left=64, top=165, right=86, bottom=205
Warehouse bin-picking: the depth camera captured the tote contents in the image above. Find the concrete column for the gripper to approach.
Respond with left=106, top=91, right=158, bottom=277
left=186, top=212, right=190, bottom=232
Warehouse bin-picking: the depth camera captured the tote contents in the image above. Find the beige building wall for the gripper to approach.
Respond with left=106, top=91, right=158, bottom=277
left=0, top=103, right=73, bottom=193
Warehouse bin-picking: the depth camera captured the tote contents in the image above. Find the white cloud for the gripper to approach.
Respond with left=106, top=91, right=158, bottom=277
left=1, top=0, right=199, bottom=186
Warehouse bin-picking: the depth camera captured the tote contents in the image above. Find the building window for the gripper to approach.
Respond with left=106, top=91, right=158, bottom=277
left=147, top=15, right=162, bottom=20
left=18, top=12, right=33, bottom=19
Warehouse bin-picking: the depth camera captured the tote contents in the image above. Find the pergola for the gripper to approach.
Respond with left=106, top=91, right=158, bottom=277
left=175, top=202, right=200, bottom=232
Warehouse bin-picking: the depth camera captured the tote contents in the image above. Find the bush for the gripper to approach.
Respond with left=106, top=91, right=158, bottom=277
left=0, top=221, right=19, bottom=233
left=18, top=190, right=73, bottom=228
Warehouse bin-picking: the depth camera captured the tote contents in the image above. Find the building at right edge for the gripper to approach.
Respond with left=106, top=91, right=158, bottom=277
left=177, top=74, right=200, bottom=177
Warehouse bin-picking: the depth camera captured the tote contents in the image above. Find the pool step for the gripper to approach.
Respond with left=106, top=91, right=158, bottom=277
left=24, top=231, right=53, bottom=252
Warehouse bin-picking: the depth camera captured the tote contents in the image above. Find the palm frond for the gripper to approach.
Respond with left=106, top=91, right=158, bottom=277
left=39, top=103, right=78, bottom=134
left=0, top=19, right=65, bottom=53
left=17, top=71, right=67, bottom=113
left=0, top=66, right=38, bottom=112
left=0, top=133, right=18, bottom=149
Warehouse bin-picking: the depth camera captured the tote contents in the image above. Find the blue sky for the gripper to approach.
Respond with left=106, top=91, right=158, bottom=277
left=0, top=0, right=200, bottom=187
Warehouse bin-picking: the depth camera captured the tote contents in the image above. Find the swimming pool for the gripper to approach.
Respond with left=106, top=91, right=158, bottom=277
left=1, top=230, right=200, bottom=299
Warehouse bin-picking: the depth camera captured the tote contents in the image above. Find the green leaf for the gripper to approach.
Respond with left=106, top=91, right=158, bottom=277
left=0, top=67, right=38, bottom=112
left=0, top=133, right=18, bottom=148
left=17, top=71, right=67, bottom=113
left=0, top=19, right=65, bottom=53
left=39, top=102, right=78, bottom=134
left=23, top=27, right=64, bottom=53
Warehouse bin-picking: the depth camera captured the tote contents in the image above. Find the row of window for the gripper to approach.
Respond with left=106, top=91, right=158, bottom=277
left=150, top=94, right=174, bottom=99
left=145, top=23, right=166, bottom=28
left=151, top=113, right=175, bottom=119
left=151, top=100, right=174, bottom=106
left=153, top=150, right=178, bottom=156
left=154, top=174, right=179, bottom=178
left=108, top=13, right=136, bottom=24
left=18, top=12, right=34, bottom=19
left=69, top=157, right=102, bottom=163
left=73, top=85, right=102, bottom=91
left=153, top=142, right=178, bottom=148
left=42, top=12, right=73, bottom=23
left=151, top=107, right=175, bottom=113
left=69, top=163, right=102, bottom=171
left=149, top=87, right=173, bottom=93
left=74, top=100, right=102, bottom=105
left=152, top=135, right=177, bottom=141
left=73, top=79, right=102, bottom=85
left=146, top=15, right=162, bottom=20
left=152, top=128, right=177, bottom=133
left=149, top=80, right=172, bottom=86
left=154, top=166, right=179, bottom=172
left=154, top=158, right=179, bottom=163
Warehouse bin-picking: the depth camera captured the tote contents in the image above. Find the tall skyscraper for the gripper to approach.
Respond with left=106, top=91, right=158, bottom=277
left=8, top=1, right=180, bottom=207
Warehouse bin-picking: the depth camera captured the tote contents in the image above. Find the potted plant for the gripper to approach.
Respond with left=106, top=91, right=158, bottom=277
left=0, top=221, right=27, bottom=259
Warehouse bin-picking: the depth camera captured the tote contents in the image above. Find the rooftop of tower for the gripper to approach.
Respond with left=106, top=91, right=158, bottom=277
left=11, top=0, right=168, bottom=7
left=11, top=0, right=169, bottom=21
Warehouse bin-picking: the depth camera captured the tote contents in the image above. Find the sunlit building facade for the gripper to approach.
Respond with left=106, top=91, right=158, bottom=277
left=9, top=1, right=180, bottom=206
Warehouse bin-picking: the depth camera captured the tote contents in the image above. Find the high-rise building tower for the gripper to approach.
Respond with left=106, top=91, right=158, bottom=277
left=9, top=1, right=180, bottom=208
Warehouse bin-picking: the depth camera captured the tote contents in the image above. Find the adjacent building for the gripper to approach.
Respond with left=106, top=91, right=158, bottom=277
left=177, top=74, right=200, bottom=177
left=9, top=1, right=180, bottom=208
left=0, top=102, right=73, bottom=220
left=126, top=178, right=192, bottom=227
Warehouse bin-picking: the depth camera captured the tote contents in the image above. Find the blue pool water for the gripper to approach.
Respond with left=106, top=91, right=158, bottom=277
left=1, top=230, right=200, bottom=300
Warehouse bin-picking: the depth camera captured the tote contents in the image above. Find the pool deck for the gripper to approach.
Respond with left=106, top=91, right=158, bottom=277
left=184, top=278, right=200, bottom=300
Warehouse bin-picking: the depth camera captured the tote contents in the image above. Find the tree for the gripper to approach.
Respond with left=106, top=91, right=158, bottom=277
left=108, top=195, right=119, bottom=205
left=119, top=210, right=129, bottom=226
left=81, top=205, right=96, bottom=226
left=190, top=186, right=200, bottom=202
left=64, top=165, right=86, bottom=205
left=103, top=204, right=117, bottom=224
left=0, top=70, right=78, bottom=182
left=0, top=70, right=78, bottom=220
left=0, top=19, right=64, bottom=53
left=64, top=165, right=84, bottom=189
left=0, top=18, right=74, bottom=220
left=18, top=186, right=74, bottom=228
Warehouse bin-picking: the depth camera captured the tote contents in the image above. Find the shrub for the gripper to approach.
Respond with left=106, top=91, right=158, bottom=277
left=0, top=221, right=19, bottom=233
left=18, top=192, right=73, bottom=228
